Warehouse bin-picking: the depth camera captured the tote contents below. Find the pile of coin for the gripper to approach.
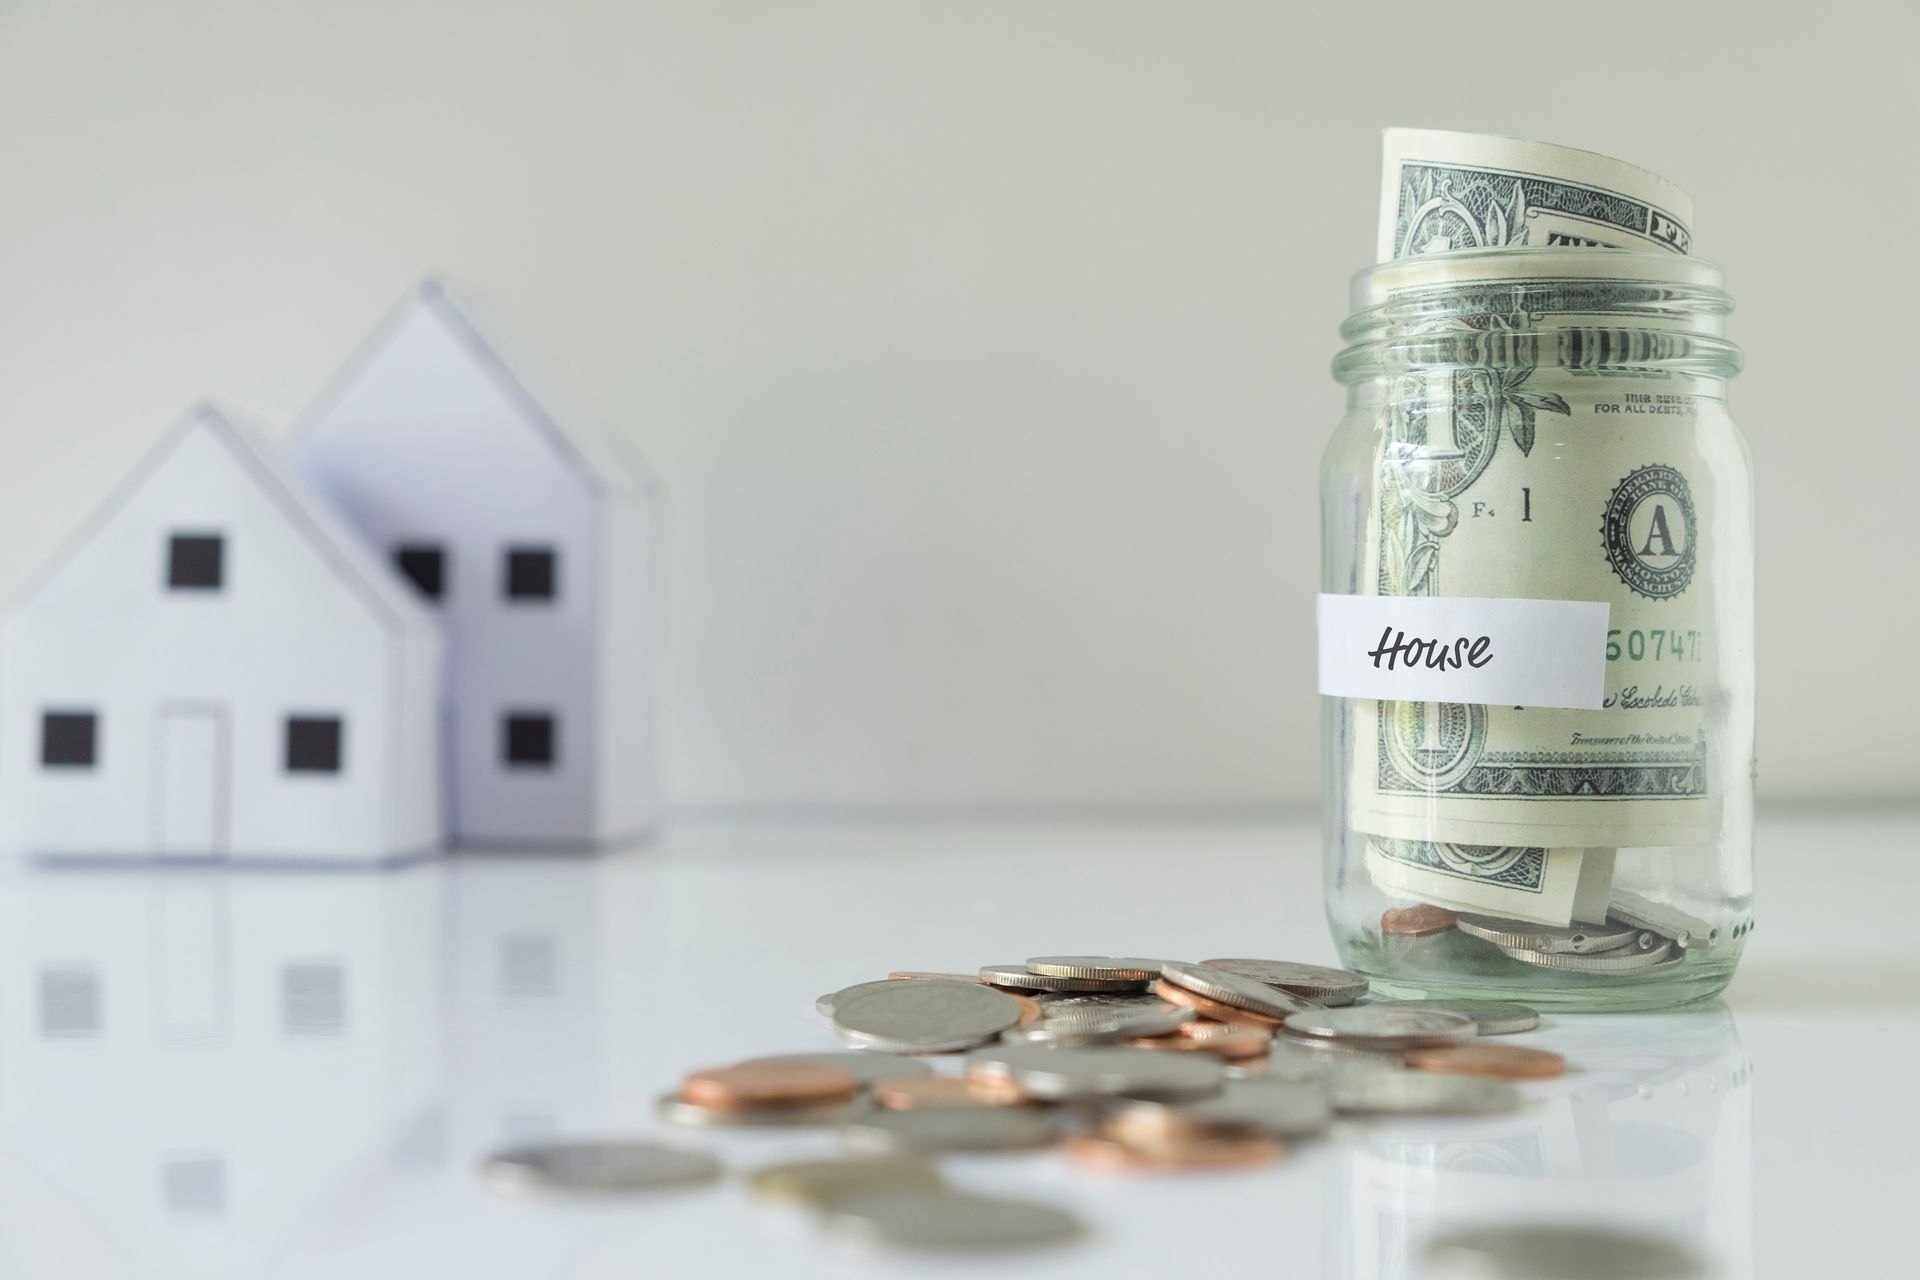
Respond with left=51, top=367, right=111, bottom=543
left=1390, top=896, right=1726, bottom=977
left=481, top=954, right=1577, bottom=1255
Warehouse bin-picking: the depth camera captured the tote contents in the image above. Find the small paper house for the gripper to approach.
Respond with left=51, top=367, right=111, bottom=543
left=0, top=406, right=444, bottom=862
left=288, top=281, right=662, bottom=847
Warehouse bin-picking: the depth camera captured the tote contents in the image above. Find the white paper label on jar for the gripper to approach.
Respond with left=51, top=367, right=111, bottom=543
left=1316, top=593, right=1610, bottom=711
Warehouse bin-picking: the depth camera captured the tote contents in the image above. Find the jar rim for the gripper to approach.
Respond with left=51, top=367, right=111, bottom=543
left=1349, top=245, right=1726, bottom=309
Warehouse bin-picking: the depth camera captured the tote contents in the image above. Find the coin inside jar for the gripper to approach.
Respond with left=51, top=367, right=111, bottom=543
left=1403, top=1044, right=1567, bottom=1080
left=1380, top=904, right=1460, bottom=936
left=680, top=1062, right=860, bottom=1111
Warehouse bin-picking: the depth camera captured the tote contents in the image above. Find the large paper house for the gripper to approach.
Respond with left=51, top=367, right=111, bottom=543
left=288, top=281, right=662, bottom=847
left=0, top=406, right=444, bottom=862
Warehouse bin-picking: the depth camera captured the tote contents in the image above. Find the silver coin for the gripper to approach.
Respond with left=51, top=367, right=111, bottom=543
left=833, top=981, right=1024, bottom=1053
left=1024, top=955, right=1167, bottom=982
left=746, top=1156, right=943, bottom=1208
left=740, top=1051, right=935, bottom=1085
left=481, top=1139, right=720, bottom=1194
left=816, top=978, right=919, bottom=1018
left=1116, top=1076, right=1333, bottom=1138
left=1033, top=991, right=1176, bottom=1014
left=1000, top=1003, right=1194, bottom=1047
left=1159, top=961, right=1326, bottom=1019
left=1421, top=1224, right=1709, bottom=1279
left=655, top=1091, right=867, bottom=1129
left=1331, top=1070, right=1522, bottom=1116
left=1375, top=999, right=1540, bottom=1035
left=1456, top=913, right=1643, bottom=955
left=971, top=1044, right=1224, bottom=1102
left=1608, top=889, right=1722, bottom=951
left=824, top=1188, right=1084, bottom=1252
left=977, top=963, right=1145, bottom=992
left=842, top=1105, right=1060, bottom=1154
left=1282, top=1006, right=1477, bottom=1049
left=1498, top=939, right=1678, bottom=973
left=1197, top=958, right=1369, bottom=1006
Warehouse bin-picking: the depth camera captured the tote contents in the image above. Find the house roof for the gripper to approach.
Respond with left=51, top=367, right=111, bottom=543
left=5, top=404, right=438, bottom=638
left=290, top=279, right=663, bottom=504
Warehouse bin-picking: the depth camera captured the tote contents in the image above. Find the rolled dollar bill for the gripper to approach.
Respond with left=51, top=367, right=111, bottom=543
left=1377, top=128, right=1694, bottom=262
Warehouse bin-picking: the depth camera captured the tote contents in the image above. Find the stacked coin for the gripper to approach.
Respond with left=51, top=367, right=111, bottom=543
left=1381, top=892, right=1724, bottom=977
left=482, top=952, right=1576, bottom=1256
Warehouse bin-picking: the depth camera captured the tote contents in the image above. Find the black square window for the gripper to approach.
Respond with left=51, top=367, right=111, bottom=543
left=41, top=711, right=98, bottom=767
left=393, top=544, right=446, bottom=601
left=285, top=716, right=344, bottom=773
left=502, top=712, right=557, bottom=768
left=504, top=547, right=557, bottom=601
left=168, top=534, right=224, bottom=590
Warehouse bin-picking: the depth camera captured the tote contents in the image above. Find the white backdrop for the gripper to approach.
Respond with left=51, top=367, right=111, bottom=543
left=2, top=0, right=1914, bottom=811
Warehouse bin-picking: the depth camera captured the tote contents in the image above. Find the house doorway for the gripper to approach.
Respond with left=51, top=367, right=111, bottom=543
left=153, top=707, right=230, bottom=856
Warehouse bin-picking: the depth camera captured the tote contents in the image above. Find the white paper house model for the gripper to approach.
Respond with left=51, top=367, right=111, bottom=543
left=289, top=281, right=661, bottom=847
left=0, top=406, right=444, bottom=862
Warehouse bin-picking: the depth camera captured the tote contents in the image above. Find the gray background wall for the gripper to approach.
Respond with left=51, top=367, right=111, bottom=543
left=2, top=0, right=1913, bottom=812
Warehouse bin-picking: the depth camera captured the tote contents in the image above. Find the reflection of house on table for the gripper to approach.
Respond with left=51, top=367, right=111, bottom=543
left=0, top=406, right=443, bottom=862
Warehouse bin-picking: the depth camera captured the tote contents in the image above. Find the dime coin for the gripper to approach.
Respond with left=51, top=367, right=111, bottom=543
left=1331, top=1070, right=1522, bottom=1116
left=746, top=1155, right=943, bottom=1208
left=1197, top=959, right=1369, bottom=1006
left=842, top=1105, right=1061, bottom=1154
left=1109, top=1076, right=1333, bottom=1140
left=737, top=1051, right=934, bottom=1086
left=974, top=1044, right=1225, bottom=1102
left=481, top=1139, right=721, bottom=1195
left=1151, top=979, right=1287, bottom=1028
left=871, top=1075, right=1024, bottom=1110
left=1281, top=1006, right=1477, bottom=1050
left=823, top=1189, right=1083, bottom=1252
left=833, top=981, right=1025, bottom=1053
left=681, top=1062, right=859, bottom=1111
left=1497, top=939, right=1678, bottom=973
left=1064, top=1128, right=1283, bottom=1173
left=1159, top=962, right=1327, bottom=1020
left=1381, top=904, right=1459, bottom=936
left=656, top=1091, right=866, bottom=1129
left=1404, top=1044, right=1567, bottom=1080
left=1421, top=1224, right=1707, bottom=1279
left=977, top=963, right=1145, bottom=993
left=1376, top=999, right=1540, bottom=1035
left=1025, top=955, right=1167, bottom=982
left=1456, top=913, right=1643, bottom=955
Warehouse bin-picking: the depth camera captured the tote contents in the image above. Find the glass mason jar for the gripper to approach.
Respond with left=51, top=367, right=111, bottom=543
left=1320, top=247, right=1753, bottom=1012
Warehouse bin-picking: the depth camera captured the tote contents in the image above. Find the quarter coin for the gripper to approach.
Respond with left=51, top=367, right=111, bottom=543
left=977, top=963, right=1145, bottom=993
left=1376, top=999, right=1540, bottom=1035
left=1151, top=979, right=1287, bottom=1028
left=1159, top=962, right=1326, bottom=1020
left=1025, top=955, right=1167, bottom=982
left=833, top=981, right=1025, bottom=1053
left=1497, top=940, right=1678, bottom=973
left=1281, top=1006, right=1477, bottom=1050
left=1197, top=959, right=1369, bottom=1006
left=1456, top=913, right=1643, bottom=955
left=481, top=1139, right=720, bottom=1195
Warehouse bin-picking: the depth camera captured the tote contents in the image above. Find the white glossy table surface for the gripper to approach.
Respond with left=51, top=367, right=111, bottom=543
left=1, top=808, right=1913, bottom=1279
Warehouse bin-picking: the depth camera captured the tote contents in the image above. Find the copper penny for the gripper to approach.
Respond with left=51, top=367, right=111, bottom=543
left=1010, top=993, right=1046, bottom=1025
left=680, top=1062, right=860, bottom=1111
left=1382, top=904, right=1459, bottom=937
left=1151, top=979, right=1285, bottom=1029
left=1403, top=1044, right=1566, bottom=1080
left=1128, top=1025, right=1272, bottom=1060
left=871, top=1075, right=1023, bottom=1110
left=1064, top=1129, right=1283, bottom=1173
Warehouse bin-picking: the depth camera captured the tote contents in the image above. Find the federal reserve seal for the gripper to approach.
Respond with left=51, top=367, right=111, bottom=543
left=1602, top=464, right=1697, bottom=599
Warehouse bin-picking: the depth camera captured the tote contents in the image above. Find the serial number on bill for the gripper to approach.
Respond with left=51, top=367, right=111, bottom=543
left=1606, top=628, right=1705, bottom=662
